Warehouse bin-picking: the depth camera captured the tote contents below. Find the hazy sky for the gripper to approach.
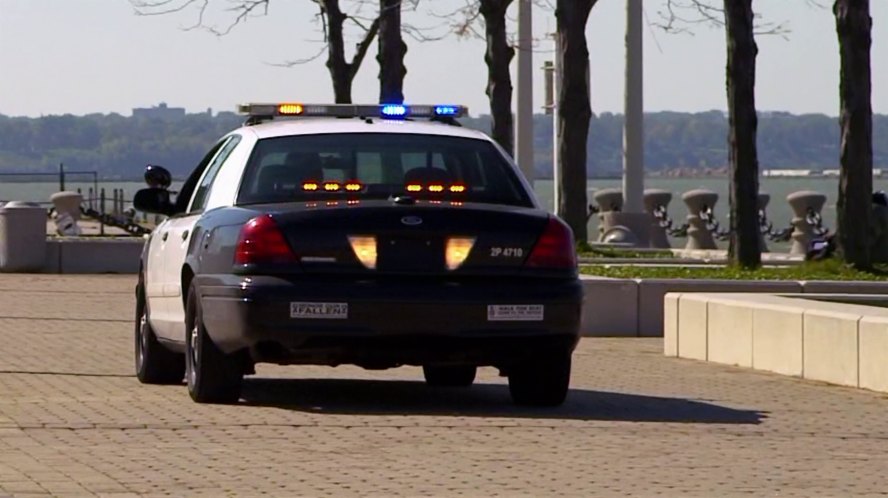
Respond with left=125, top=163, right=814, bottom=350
left=0, top=0, right=885, bottom=118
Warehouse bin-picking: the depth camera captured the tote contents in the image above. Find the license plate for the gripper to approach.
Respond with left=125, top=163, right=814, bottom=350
left=290, top=302, right=348, bottom=319
left=487, top=304, right=544, bottom=322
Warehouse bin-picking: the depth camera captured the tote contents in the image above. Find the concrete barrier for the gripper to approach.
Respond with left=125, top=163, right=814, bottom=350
left=45, top=238, right=144, bottom=274
left=580, top=277, right=888, bottom=337
left=580, top=276, right=638, bottom=337
left=859, top=316, right=888, bottom=393
left=664, top=292, right=888, bottom=395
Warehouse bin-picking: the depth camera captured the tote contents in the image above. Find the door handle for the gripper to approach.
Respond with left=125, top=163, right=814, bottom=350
left=161, top=232, right=168, bottom=242
left=181, top=230, right=189, bottom=240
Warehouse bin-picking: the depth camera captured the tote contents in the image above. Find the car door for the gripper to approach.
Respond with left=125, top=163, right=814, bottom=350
left=153, top=135, right=242, bottom=343
left=151, top=137, right=236, bottom=341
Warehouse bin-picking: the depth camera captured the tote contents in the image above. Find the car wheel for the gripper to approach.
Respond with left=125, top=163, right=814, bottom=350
left=508, top=353, right=571, bottom=407
left=185, top=283, right=244, bottom=404
left=422, top=365, right=477, bottom=387
left=135, top=281, right=185, bottom=384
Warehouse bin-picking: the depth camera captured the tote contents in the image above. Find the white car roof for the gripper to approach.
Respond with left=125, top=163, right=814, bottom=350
left=237, top=118, right=493, bottom=142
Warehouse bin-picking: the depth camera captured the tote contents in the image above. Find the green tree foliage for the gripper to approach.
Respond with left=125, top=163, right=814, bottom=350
left=0, top=110, right=885, bottom=179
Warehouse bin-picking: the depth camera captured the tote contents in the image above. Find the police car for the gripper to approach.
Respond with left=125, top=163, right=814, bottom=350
left=133, top=102, right=583, bottom=406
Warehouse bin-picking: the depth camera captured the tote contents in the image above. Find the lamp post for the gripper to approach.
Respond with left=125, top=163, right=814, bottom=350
left=623, top=0, right=644, bottom=214
left=516, top=0, right=535, bottom=185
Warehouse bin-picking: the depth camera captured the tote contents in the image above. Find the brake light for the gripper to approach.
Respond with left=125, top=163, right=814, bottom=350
left=525, top=217, right=576, bottom=269
left=235, top=215, right=296, bottom=265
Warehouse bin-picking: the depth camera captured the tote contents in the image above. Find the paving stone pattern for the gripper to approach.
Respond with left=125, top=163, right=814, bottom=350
left=1, top=274, right=888, bottom=497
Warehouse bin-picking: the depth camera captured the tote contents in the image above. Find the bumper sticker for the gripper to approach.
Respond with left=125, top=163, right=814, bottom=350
left=487, top=304, right=544, bottom=322
left=290, top=302, right=348, bottom=319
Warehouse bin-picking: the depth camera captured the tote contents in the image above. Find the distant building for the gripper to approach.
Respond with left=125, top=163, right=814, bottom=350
left=132, top=102, right=186, bottom=121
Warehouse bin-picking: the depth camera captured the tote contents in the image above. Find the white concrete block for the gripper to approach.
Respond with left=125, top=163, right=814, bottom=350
left=752, top=303, right=804, bottom=377
left=580, top=278, right=639, bottom=337
left=677, top=295, right=708, bottom=361
left=859, top=316, right=888, bottom=393
left=803, top=308, right=859, bottom=387
left=637, top=279, right=802, bottom=337
left=706, top=299, right=753, bottom=367
left=663, top=293, right=681, bottom=356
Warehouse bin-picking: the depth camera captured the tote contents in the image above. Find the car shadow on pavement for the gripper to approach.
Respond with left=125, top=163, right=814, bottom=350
left=239, top=378, right=766, bottom=424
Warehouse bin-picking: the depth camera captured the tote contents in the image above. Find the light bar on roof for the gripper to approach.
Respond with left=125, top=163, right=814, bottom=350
left=237, top=103, right=468, bottom=120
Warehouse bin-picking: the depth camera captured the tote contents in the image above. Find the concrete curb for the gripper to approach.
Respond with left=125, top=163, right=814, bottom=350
left=580, top=277, right=888, bottom=337
left=663, top=293, right=888, bottom=395
left=44, top=237, right=144, bottom=274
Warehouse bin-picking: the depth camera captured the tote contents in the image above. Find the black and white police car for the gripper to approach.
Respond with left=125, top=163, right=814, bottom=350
left=133, top=102, right=583, bottom=406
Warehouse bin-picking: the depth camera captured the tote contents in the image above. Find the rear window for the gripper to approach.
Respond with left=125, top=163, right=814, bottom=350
left=236, top=133, right=533, bottom=207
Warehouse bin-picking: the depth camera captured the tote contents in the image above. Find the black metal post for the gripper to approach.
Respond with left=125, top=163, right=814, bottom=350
left=100, top=188, right=106, bottom=236
left=59, top=163, right=65, bottom=192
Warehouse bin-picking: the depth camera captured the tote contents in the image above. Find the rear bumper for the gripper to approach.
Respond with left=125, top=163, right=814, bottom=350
left=196, top=274, right=583, bottom=365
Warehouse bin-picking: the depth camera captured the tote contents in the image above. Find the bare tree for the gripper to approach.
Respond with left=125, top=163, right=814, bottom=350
left=834, top=0, right=873, bottom=269
left=378, top=0, right=408, bottom=103
left=555, top=0, right=598, bottom=242
left=431, top=1, right=515, bottom=154
left=723, top=0, right=762, bottom=269
left=657, top=0, right=796, bottom=269
left=130, top=0, right=381, bottom=104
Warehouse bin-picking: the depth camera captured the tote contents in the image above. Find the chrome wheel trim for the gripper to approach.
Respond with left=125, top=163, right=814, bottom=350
left=188, top=324, right=199, bottom=387
left=137, top=310, right=148, bottom=370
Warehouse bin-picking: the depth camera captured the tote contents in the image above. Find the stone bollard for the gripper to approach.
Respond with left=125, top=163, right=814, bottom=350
left=681, top=189, right=719, bottom=250
left=643, top=189, right=673, bottom=249
left=758, top=192, right=771, bottom=253
left=593, top=188, right=625, bottom=242
left=592, top=188, right=653, bottom=247
left=787, top=190, right=827, bottom=256
left=50, top=191, right=83, bottom=236
left=593, top=188, right=624, bottom=213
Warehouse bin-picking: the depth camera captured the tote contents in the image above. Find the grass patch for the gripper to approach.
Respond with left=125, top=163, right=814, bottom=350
left=580, top=258, right=888, bottom=281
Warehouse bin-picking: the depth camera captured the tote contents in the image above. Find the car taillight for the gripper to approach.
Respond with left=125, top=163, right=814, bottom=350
left=235, top=215, right=297, bottom=265
left=525, top=216, right=576, bottom=269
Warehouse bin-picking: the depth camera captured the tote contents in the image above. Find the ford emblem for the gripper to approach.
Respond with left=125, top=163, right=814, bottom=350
left=401, top=216, right=423, bottom=226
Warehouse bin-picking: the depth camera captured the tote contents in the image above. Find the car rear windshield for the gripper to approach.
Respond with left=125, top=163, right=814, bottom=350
left=236, top=133, right=533, bottom=207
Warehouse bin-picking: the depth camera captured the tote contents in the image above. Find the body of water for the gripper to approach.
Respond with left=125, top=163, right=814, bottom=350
left=4, top=177, right=884, bottom=250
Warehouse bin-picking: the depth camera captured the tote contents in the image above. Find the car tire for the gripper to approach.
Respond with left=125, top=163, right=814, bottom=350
left=185, top=283, right=244, bottom=404
left=508, top=353, right=571, bottom=407
left=422, top=365, right=477, bottom=387
left=135, top=281, right=185, bottom=385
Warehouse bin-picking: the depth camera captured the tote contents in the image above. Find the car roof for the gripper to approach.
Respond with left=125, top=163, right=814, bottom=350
left=237, top=118, right=493, bottom=142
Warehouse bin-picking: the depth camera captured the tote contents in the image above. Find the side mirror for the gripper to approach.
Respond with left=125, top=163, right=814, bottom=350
left=145, top=164, right=172, bottom=190
left=133, top=188, right=175, bottom=216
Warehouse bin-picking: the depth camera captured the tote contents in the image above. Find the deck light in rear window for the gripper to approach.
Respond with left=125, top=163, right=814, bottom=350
left=278, top=103, right=304, bottom=115
left=302, top=182, right=319, bottom=191
left=445, top=237, right=475, bottom=270
left=449, top=185, right=466, bottom=193
left=324, top=182, right=341, bottom=192
left=348, top=236, right=377, bottom=269
left=345, top=182, right=362, bottom=192
left=406, top=184, right=423, bottom=193
left=428, top=185, right=445, bottom=193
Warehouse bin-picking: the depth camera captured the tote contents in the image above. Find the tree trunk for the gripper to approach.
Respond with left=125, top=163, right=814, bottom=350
left=321, top=0, right=380, bottom=104
left=378, top=0, right=407, bottom=104
left=555, top=0, right=596, bottom=243
left=724, top=0, right=761, bottom=268
left=479, top=0, right=515, bottom=155
left=323, top=0, right=352, bottom=104
left=834, top=0, right=873, bottom=269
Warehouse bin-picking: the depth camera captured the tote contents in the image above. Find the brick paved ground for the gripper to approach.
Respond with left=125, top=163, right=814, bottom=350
left=1, top=274, right=888, bottom=497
